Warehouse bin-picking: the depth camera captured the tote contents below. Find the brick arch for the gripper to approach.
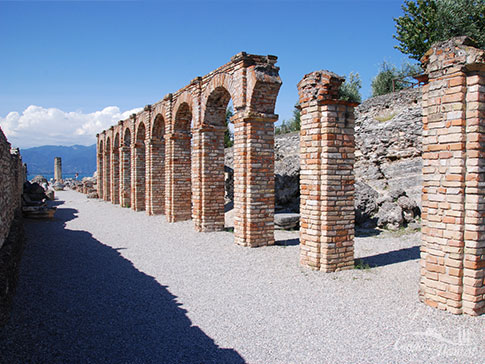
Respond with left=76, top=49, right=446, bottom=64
left=167, top=97, right=193, bottom=222
left=114, top=132, right=120, bottom=148
left=174, top=102, right=192, bottom=133
left=192, top=84, right=232, bottom=232
left=172, top=91, right=195, bottom=132
left=136, top=122, right=146, bottom=144
left=247, top=64, right=281, bottom=114
left=151, top=114, right=165, bottom=141
left=200, top=73, right=238, bottom=121
left=123, top=126, right=131, bottom=146
left=97, top=52, right=282, bottom=247
left=202, top=86, right=232, bottom=128
left=134, top=110, right=150, bottom=141
left=147, top=113, right=165, bottom=215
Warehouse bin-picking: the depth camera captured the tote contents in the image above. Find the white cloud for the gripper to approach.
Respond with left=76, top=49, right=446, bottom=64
left=0, top=105, right=142, bottom=149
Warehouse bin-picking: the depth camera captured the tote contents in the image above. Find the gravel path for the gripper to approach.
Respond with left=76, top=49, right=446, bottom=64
left=0, top=190, right=484, bottom=363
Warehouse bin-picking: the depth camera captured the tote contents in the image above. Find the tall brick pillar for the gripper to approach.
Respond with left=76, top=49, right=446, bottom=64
left=103, top=144, right=111, bottom=202
left=132, top=139, right=146, bottom=212
left=165, top=132, right=192, bottom=222
left=192, top=126, right=226, bottom=232
left=120, top=145, right=131, bottom=208
left=233, top=113, right=276, bottom=247
left=147, top=139, right=165, bottom=215
left=420, top=37, right=485, bottom=315
left=297, top=71, right=356, bottom=272
left=111, top=143, right=120, bottom=204
left=97, top=139, right=104, bottom=200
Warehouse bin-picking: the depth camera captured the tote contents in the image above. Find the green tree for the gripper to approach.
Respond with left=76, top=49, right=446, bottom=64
left=394, top=0, right=485, bottom=61
left=225, top=106, right=234, bottom=148
left=275, top=103, right=301, bottom=135
left=339, top=72, right=362, bottom=103
left=371, top=61, right=421, bottom=97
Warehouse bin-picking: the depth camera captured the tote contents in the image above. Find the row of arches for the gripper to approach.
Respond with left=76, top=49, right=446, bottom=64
left=97, top=52, right=282, bottom=247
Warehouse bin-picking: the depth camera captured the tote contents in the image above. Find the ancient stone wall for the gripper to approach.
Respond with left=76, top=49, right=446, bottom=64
left=0, top=127, right=25, bottom=325
left=0, top=128, right=24, bottom=249
left=297, top=71, right=357, bottom=271
left=420, top=37, right=485, bottom=316
left=97, top=53, right=281, bottom=247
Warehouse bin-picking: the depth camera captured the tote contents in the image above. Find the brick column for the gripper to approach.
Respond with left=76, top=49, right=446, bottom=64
left=132, top=141, right=146, bottom=212
left=420, top=37, right=485, bottom=315
left=111, top=147, right=120, bottom=204
left=192, top=126, right=226, bottom=232
left=165, top=133, right=191, bottom=222
left=147, top=139, right=165, bottom=215
left=97, top=150, right=103, bottom=200
left=297, top=71, right=356, bottom=272
left=120, top=146, right=131, bottom=207
left=233, top=113, right=276, bottom=247
left=103, top=149, right=110, bottom=201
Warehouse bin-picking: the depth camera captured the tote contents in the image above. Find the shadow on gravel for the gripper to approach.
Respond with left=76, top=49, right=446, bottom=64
left=355, top=227, right=382, bottom=238
left=275, top=238, right=299, bottom=246
left=0, top=205, right=244, bottom=363
left=359, top=245, right=420, bottom=268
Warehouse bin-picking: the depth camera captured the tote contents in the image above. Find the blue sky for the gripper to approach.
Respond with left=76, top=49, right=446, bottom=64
left=0, top=0, right=414, bottom=148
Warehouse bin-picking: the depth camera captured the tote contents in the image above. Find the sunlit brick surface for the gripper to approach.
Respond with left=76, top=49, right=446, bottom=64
left=419, top=37, right=485, bottom=316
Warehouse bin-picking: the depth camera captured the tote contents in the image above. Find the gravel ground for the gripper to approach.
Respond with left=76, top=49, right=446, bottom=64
left=0, top=190, right=484, bottom=364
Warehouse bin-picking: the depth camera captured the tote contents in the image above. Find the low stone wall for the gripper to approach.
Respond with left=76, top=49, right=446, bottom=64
left=0, top=127, right=25, bottom=325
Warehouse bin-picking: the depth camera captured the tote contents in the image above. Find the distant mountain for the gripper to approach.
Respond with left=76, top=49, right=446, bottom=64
left=22, top=144, right=96, bottom=178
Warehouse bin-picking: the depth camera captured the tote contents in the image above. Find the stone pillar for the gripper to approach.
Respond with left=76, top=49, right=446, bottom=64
left=54, top=157, right=62, bottom=182
left=297, top=71, right=356, bottom=272
left=233, top=113, right=276, bottom=247
left=192, top=126, right=226, bottom=232
left=120, top=146, right=131, bottom=207
left=420, top=37, right=485, bottom=316
left=165, top=133, right=192, bottom=222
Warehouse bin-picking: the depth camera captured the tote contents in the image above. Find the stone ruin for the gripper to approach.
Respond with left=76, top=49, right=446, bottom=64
left=95, top=38, right=484, bottom=316
left=0, top=127, right=25, bottom=324
left=97, top=52, right=281, bottom=247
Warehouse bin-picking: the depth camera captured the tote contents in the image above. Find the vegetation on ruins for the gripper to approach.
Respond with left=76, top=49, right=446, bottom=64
left=371, top=61, right=421, bottom=97
left=275, top=103, right=301, bottom=135
left=339, top=72, right=362, bottom=103
left=394, top=0, right=485, bottom=61
left=276, top=72, right=361, bottom=135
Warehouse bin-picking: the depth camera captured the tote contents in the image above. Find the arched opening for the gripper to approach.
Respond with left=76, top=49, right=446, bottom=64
left=171, top=102, right=192, bottom=221
left=134, top=122, right=146, bottom=211
left=122, top=128, right=131, bottom=207
left=195, top=86, right=232, bottom=232
left=105, top=137, right=111, bottom=201
left=150, top=114, right=165, bottom=214
left=112, top=133, right=120, bottom=204
left=98, top=140, right=104, bottom=199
